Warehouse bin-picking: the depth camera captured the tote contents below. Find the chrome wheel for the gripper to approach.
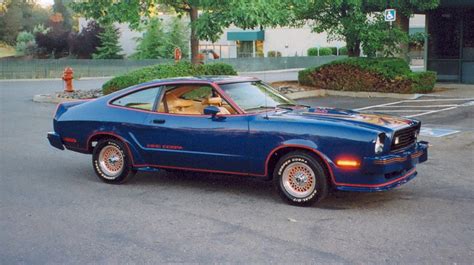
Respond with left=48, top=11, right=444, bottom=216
left=98, top=145, right=124, bottom=179
left=282, top=162, right=316, bottom=198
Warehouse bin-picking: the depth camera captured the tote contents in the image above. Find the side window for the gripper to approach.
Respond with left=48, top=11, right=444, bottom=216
left=112, top=87, right=160, bottom=111
left=181, top=86, right=212, bottom=101
left=157, top=84, right=237, bottom=115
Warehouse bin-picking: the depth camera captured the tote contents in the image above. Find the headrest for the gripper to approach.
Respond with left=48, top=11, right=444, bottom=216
left=207, top=96, right=222, bottom=105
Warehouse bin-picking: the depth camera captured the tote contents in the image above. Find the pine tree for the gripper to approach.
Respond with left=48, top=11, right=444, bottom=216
left=163, top=17, right=189, bottom=59
left=132, top=18, right=166, bottom=59
left=93, top=24, right=124, bottom=59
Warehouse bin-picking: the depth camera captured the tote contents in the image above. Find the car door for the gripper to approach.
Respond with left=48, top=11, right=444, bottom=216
left=138, top=83, right=251, bottom=175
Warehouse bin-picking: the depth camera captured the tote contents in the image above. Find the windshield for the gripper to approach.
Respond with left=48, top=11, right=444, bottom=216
left=219, top=81, right=297, bottom=112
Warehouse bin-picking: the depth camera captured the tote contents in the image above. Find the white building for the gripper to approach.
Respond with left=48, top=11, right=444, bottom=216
left=80, top=15, right=425, bottom=59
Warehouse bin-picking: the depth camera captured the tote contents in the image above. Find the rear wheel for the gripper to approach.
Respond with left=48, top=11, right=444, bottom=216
left=92, top=138, right=136, bottom=184
left=273, top=151, right=329, bottom=206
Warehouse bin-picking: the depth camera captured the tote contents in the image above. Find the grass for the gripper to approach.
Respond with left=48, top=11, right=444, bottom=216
left=0, top=45, right=16, bottom=58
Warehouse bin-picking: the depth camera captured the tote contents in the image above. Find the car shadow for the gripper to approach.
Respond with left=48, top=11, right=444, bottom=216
left=120, top=170, right=412, bottom=209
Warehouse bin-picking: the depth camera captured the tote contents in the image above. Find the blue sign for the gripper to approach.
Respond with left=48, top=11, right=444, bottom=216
left=384, top=9, right=396, bottom=22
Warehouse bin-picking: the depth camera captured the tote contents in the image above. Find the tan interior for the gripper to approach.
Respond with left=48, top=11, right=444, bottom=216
left=157, top=86, right=236, bottom=115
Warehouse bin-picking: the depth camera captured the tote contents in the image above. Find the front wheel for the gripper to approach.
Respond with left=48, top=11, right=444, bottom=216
left=273, top=151, right=329, bottom=206
left=92, top=138, right=136, bottom=184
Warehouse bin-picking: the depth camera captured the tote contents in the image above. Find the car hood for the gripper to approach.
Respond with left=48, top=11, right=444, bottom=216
left=272, top=107, right=417, bottom=132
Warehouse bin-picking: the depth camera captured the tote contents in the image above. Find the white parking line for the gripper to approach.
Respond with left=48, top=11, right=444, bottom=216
left=355, top=98, right=473, bottom=118
left=372, top=104, right=459, bottom=108
left=355, top=100, right=405, bottom=111
left=405, top=107, right=459, bottom=118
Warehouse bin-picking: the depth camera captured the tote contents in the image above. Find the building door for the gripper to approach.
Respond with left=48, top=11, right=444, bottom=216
left=461, top=9, right=474, bottom=84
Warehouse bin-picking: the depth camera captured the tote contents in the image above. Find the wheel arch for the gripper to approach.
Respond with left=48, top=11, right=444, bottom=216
left=265, top=145, right=335, bottom=186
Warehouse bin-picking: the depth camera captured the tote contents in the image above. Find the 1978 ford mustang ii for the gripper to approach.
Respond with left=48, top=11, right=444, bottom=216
left=48, top=76, right=428, bottom=206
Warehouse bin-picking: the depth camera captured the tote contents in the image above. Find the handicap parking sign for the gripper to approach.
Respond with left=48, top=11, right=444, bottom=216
left=384, top=9, right=396, bottom=22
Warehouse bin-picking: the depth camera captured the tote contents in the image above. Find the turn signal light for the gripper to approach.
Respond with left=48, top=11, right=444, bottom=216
left=336, top=160, right=360, bottom=168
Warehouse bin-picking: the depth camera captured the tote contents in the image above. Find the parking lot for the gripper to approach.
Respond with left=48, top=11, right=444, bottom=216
left=1, top=79, right=473, bottom=264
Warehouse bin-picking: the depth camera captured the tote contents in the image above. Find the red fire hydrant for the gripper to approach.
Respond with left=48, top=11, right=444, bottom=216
left=62, top=67, right=74, bottom=93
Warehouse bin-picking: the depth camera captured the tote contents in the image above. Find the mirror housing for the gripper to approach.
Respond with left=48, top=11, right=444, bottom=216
left=203, top=106, right=220, bottom=117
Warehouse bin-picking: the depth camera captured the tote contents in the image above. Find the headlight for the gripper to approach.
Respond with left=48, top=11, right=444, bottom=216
left=375, top=133, right=386, bottom=154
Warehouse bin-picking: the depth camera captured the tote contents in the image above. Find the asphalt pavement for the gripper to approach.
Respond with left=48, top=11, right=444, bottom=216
left=1, top=79, right=473, bottom=264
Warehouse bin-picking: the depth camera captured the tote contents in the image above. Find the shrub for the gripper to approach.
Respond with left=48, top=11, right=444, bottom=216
left=201, top=62, right=237, bottom=76
left=102, top=62, right=237, bottom=95
left=15, top=31, right=36, bottom=56
left=267, top=50, right=281, bottom=57
left=297, top=57, right=436, bottom=94
left=328, top=47, right=337, bottom=55
left=338, top=47, right=348, bottom=55
left=298, top=67, right=315, bottom=86
left=410, top=71, right=437, bottom=93
left=318, top=47, right=333, bottom=56
left=307, top=47, right=318, bottom=56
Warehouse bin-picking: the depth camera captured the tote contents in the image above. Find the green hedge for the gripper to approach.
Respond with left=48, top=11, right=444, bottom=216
left=102, top=62, right=237, bottom=94
left=318, top=47, right=333, bottom=56
left=298, top=57, right=436, bottom=94
left=307, top=48, right=318, bottom=56
left=338, top=47, right=348, bottom=55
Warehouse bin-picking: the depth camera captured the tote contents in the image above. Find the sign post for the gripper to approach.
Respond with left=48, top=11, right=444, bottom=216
left=384, top=9, right=396, bottom=27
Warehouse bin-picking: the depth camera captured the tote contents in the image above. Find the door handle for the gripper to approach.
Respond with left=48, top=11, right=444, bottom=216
left=152, top=119, right=166, bottom=124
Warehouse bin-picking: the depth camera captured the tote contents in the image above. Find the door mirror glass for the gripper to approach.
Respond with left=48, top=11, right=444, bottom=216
left=204, top=106, right=220, bottom=116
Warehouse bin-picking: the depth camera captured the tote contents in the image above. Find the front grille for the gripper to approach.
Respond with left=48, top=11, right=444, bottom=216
left=391, top=124, right=420, bottom=151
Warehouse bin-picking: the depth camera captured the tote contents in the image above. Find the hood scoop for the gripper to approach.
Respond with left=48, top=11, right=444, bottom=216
left=303, top=107, right=414, bottom=129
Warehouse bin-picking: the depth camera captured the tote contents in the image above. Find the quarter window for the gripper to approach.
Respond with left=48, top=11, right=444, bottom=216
left=112, top=87, right=160, bottom=111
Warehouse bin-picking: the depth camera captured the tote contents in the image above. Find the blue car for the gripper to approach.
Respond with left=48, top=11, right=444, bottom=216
left=48, top=76, right=428, bottom=206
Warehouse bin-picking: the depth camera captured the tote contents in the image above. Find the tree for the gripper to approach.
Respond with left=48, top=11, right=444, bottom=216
left=35, top=13, right=71, bottom=58
left=72, top=0, right=293, bottom=63
left=132, top=18, right=167, bottom=59
left=0, top=0, right=52, bottom=45
left=53, top=0, right=73, bottom=31
left=93, top=24, right=124, bottom=59
left=69, top=21, right=103, bottom=58
left=0, top=1, right=23, bottom=45
left=163, top=16, right=189, bottom=59
left=293, top=0, right=439, bottom=58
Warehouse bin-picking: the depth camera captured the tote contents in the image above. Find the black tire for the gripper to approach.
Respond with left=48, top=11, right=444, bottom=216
left=273, top=151, right=329, bottom=206
left=92, top=138, right=136, bottom=184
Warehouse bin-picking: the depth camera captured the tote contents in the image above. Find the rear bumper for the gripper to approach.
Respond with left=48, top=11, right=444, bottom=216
left=335, top=141, right=428, bottom=192
left=47, top=132, right=64, bottom=150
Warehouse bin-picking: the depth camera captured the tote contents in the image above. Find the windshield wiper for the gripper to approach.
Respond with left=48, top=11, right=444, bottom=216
left=245, top=106, right=276, bottom=111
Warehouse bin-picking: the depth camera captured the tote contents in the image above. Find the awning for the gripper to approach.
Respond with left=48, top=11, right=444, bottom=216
left=227, top=30, right=265, bottom=41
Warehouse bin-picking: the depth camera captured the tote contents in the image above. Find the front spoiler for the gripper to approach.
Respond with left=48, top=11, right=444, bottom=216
left=334, top=141, right=428, bottom=192
left=47, top=132, right=64, bottom=150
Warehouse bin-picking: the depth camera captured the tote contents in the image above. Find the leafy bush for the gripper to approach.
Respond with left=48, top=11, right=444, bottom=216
left=102, top=62, right=237, bottom=95
left=409, top=71, right=437, bottom=93
left=267, top=50, right=281, bottom=57
left=338, top=47, right=348, bottom=55
left=298, top=67, right=315, bottom=86
left=307, top=47, right=318, bottom=56
left=328, top=47, right=337, bottom=55
left=318, top=47, right=333, bottom=56
left=298, top=57, right=436, bottom=94
left=15, top=31, right=36, bottom=56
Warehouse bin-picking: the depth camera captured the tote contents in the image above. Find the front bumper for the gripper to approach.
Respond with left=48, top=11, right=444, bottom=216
left=335, top=141, right=428, bottom=192
left=47, top=132, right=64, bottom=150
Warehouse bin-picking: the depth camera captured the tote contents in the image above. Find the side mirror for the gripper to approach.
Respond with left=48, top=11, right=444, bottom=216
left=203, top=106, right=220, bottom=117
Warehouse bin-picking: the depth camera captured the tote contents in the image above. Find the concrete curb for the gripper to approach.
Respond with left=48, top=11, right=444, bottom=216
left=33, top=94, right=86, bottom=104
left=1, top=76, right=112, bottom=82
